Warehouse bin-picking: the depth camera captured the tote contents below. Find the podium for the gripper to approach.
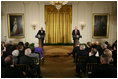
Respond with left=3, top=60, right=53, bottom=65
left=39, top=39, right=42, bottom=48
left=35, top=35, right=44, bottom=48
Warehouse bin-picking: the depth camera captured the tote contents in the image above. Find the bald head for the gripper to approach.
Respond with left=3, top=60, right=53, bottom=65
left=4, top=55, right=13, bottom=66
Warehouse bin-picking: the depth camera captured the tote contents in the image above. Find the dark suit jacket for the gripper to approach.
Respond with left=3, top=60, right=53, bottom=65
left=87, top=55, right=99, bottom=63
left=72, top=46, right=80, bottom=59
left=1, top=66, right=24, bottom=78
left=19, top=55, right=34, bottom=68
left=72, top=29, right=80, bottom=40
left=90, top=64, right=117, bottom=78
left=36, top=30, right=45, bottom=40
left=112, top=50, right=117, bottom=67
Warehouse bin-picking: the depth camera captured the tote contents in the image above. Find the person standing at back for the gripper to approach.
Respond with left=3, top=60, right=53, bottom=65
left=72, top=26, right=81, bottom=47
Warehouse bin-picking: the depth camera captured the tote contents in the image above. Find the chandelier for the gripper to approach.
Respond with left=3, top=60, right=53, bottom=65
left=50, top=1, right=68, bottom=10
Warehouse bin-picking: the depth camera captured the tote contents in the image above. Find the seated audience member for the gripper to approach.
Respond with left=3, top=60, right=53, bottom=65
left=99, top=43, right=107, bottom=56
left=112, top=40, right=117, bottom=50
left=88, top=48, right=99, bottom=63
left=35, top=45, right=43, bottom=59
left=90, top=54, right=117, bottom=78
left=1, top=41, right=6, bottom=56
left=85, top=42, right=92, bottom=53
left=104, top=41, right=112, bottom=50
left=19, top=48, right=34, bottom=68
left=1, top=46, right=5, bottom=67
left=12, top=50, right=19, bottom=64
left=112, top=44, right=117, bottom=67
left=12, top=44, right=18, bottom=51
left=5, top=41, right=14, bottom=56
left=72, top=41, right=80, bottom=62
left=76, top=44, right=88, bottom=77
left=18, top=41, right=24, bottom=47
left=1, top=55, right=25, bottom=78
left=18, top=45, right=25, bottom=57
left=19, top=48, right=41, bottom=77
left=30, top=47, right=40, bottom=64
left=24, top=42, right=30, bottom=49
left=93, top=41, right=101, bottom=52
left=104, top=49, right=113, bottom=63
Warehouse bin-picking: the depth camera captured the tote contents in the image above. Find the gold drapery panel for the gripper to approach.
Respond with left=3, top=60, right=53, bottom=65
left=45, top=5, right=72, bottom=44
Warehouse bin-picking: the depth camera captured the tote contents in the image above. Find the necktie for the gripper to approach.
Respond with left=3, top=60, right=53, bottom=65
left=75, top=30, right=77, bottom=35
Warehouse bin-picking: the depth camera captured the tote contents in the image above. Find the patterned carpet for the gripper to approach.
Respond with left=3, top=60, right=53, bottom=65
left=40, top=46, right=78, bottom=78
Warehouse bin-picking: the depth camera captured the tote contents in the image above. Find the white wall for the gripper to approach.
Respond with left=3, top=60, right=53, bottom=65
left=1, top=1, right=117, bottom=44
left=72, top=1, right=117, bottom=44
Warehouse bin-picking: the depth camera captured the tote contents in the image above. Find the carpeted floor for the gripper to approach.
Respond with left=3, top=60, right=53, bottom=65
left=40, top=46, right=78, bottom=78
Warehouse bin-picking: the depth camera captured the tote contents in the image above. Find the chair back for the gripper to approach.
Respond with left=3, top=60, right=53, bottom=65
left=15, top=64, right=30, bottom=72
left=86, top=63, right=98, bottom=74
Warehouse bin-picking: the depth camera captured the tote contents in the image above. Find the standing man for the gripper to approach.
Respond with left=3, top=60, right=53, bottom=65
left=72, top=26, right=82, bottom=47
left=36, top=27, right=45, bottom=47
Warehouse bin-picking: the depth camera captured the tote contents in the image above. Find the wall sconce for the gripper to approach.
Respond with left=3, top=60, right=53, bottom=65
left=32, top=24, right=36, bottom=30
left=80, top=22, right=85, bottom=30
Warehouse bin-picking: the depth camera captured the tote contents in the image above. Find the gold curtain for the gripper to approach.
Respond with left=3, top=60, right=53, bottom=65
left=45, top=5, right=72, bottom=44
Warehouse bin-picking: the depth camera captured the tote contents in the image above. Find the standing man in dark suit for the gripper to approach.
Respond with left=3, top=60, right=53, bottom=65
left=72, top=26, right=81, bottom=47
left=36, top=27, right=45, bottom=47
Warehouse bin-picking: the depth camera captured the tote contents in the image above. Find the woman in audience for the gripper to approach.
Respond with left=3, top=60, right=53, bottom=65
left=24, top=42, right=30, bottom=49
left=18, top=45, right=25, bottom=57
left=103, top=49, right=113, bottom=63
left=12, top=50, right=19, bottom=64
left=1, top=41, right=7, bottom=57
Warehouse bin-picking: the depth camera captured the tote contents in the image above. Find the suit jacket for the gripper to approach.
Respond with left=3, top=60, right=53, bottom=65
left=36, top=30, right=45, bottom=40
left=112, top=50, right=117, bottom=67
left=72, top=29, right=80, bottom=40
left=90, top=64, right=117, bottom=78
left=1, top=66, right=24, bottom=78
left=87, top=55, right=99, bottom=63
left=19, top=55, right=34, bottom=68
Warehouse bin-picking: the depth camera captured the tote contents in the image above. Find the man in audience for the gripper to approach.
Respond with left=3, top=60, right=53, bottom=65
left=30, top=47, right=40, bottom=64
left=90, top=54, right=117, bottom=78
left=19, top=48, right=34, bottom=68
left=12, top=49, right=19, bottom=64
left=1, top=55, right=25, bottom=78
left=75, top=44, right=88, bottom=77
left=19, top=48, right=41, bottom=77
left=18, top=45, right=24, bottom=57
left=72, top=41, right=80, bottom=62
left=85, top=42, right=92, bottom=53
left=93, top=41, right=101, bottom=53
left=88, top=48, right=99, bottom=63
left=99, top=43, right=107, bottom=56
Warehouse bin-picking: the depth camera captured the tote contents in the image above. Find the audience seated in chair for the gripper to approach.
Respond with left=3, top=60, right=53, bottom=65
left=85, top=42, right=92, bottom=53
left=1, top=55, right=25, bottom=78
left=12, top=50, right=19, bottom=64
left=88, top=48, right=99, bottom=63
left=30, top=47, right=40, bottom=64
left=18, top=45, right=25, bottom=57
left=90, top=54, right=117, bottom=78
